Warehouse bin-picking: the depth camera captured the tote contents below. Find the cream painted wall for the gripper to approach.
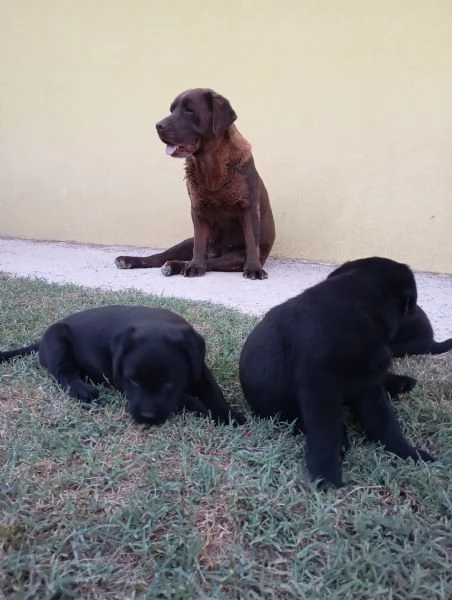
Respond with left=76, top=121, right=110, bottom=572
left=0, top=1, right=451, bottom=273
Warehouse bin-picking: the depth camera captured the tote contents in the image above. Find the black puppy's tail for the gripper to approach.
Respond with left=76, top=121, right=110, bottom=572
left=0, top=342, right=39, bottom=362
left=431, top=338, right=452, bottom=355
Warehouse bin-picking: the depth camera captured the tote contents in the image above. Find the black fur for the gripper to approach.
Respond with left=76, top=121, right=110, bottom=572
left=0, top=305, right=245, bottom=427
left=391, top=305, right=452, bottom=357
left=239, top=257, right=434, bottom=489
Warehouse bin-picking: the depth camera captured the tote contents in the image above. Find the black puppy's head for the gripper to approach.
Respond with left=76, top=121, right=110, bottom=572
left=112, top=325, right=205, bottom=425
left=155, top=88, right=237, bottom=158
left=328, top=256, right=417, bottom=317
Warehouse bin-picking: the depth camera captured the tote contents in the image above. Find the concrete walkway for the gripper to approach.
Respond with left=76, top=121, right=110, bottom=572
left=1, top=237, right=451, bottom=339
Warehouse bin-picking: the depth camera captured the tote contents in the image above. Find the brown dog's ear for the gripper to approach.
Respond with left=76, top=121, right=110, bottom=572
left=205, top=91, right=237, bottom=137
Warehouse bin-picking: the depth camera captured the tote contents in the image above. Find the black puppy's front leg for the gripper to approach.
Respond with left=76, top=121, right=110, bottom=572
left=299, top=380, right=345, bottom=489
left=180, top=393, right=211, bottom=418
left=193, top=364, right=246, bottom=426
left=293, top=415, right=349, bottom=461
left=40, top=324, right=99, bottom=403
left=350, top=385, right=434, bottom=462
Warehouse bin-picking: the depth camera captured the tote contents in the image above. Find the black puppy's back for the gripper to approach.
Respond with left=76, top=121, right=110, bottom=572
left=0, top=305, right=190, bottom=363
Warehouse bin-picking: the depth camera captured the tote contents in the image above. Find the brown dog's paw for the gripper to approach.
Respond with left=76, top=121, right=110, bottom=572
left=183, top=262, right=206, bottom=277
left=115, top=256, right=135, bottom=269
left=243, top=264, right=268, bottom=280
left=161, top=261, right=188, bottom=276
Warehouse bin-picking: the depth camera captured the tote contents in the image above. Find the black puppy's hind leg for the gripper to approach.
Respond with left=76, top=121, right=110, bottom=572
left=349, top=385, right=434, bottom=462
left=40, top=324, right=99, bottom=402
left=194, top=364, right=246, bottom=426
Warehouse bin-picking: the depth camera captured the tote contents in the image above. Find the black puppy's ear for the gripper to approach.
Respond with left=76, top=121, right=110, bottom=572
left=111, top=327, right=135, bottom=385
left=182, top=328, right=207, bottom=382
left=402, top=291, right=417, bottom=316
left=205, top=91, right=237, bottom=137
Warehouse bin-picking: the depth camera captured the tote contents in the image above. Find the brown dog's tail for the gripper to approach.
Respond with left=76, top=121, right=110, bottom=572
left=430, top=338, right=452, bottom=355
left=0, top=342, right=39, bottom=362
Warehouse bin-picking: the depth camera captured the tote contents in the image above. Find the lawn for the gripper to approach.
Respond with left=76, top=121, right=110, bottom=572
left=0, top=273, right=451, bottom=600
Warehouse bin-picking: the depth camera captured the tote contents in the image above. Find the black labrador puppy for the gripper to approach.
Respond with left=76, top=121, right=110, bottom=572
left=0, top=305, right=245, bottom=426
left=391, top=305, right=452, bottom=357
left=239, top=257, right=434, bottom=489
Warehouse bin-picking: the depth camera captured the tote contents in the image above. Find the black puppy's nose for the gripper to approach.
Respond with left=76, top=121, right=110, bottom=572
left=140, top=409, right=156, bottom=420
left=140, top=410, right=156, bottom=421
left=156, top=121, right=165, bottom=132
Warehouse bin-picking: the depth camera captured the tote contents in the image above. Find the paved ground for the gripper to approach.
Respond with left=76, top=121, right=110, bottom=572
left=1, top=237, right=451, bottom=339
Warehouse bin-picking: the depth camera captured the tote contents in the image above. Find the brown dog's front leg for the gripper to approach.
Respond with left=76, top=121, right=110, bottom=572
left=183, top=210, right=209, bottom=277
left=241, top=207, right=267, bottom=280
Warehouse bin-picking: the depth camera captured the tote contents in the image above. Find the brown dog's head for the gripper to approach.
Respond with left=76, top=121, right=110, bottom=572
left=156, top=88, right=237, bottom=158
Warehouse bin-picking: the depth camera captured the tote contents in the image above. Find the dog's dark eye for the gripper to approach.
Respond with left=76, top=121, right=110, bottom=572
left=184, top=107, right=194, bottom=114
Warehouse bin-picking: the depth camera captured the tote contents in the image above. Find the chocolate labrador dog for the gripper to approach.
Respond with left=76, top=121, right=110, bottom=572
left=115, top=88, right=275, bottom=280
left=0, top=305, right=245, bottom=427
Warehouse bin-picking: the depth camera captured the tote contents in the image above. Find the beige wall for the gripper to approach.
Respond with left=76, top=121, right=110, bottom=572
left=1, top=1, right=451, bottom=273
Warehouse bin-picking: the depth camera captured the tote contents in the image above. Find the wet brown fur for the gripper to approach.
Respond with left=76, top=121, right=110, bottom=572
left=185, top=125, right=252, bottom=210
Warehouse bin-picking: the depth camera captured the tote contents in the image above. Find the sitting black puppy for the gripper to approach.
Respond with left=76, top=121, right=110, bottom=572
left=0, top=305, right=245, bottom=426
left=391, top=305, right=452, bottom=357
left=239, top=257, right=434, bottom=489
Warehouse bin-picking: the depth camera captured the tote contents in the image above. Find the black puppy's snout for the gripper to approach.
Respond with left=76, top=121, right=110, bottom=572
left=139, top=409, right=156, bottom=419
left=156, top=121, right=165, bottom=132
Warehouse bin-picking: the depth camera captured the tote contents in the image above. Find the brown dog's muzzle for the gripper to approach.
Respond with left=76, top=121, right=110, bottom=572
left=156, top=119, right=200, bottom=158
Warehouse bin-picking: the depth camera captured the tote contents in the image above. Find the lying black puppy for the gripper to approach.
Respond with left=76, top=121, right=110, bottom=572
left=391, top=305, right=452, bottom=357
left=239, top=257, right=434, bottom=489
left=0, top=305, right=245, bottom=426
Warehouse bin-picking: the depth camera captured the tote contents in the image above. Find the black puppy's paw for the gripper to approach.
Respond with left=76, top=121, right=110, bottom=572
left=414, top=448, right=435, bottom=463
left=69, top=381, right=99, bottom=403
left=229, top=410, right=247, bottom=426
left=386, top=374, right=417, bottom=398
left=340, top=426, right=350, bottom=460
left=309, top=462, right=344, bottom=490
left=314, top=476, right=345, bottom=491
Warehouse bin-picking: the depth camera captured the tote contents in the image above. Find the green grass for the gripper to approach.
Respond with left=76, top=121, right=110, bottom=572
left=0, top=273, right=451, bottom=599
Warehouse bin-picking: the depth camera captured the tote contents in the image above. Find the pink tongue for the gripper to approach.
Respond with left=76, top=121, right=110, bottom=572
left=165, top=144, right=178, bottom=156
